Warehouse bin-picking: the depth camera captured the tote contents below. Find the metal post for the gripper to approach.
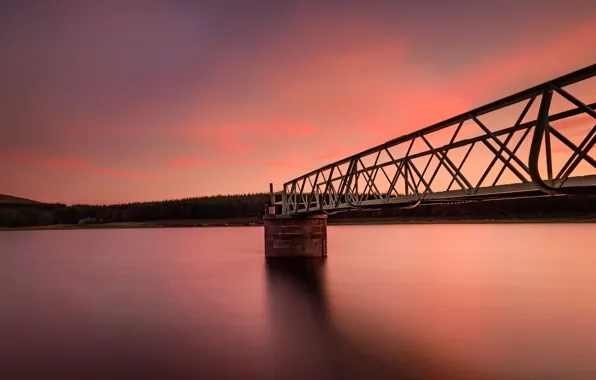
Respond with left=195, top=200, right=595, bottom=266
left=282, top=188, right=288, bottom=215
left=269, top=183, right=274, bottom=206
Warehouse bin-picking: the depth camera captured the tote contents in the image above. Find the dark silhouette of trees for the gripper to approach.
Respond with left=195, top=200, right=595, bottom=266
left=1, top=193, right=596, bottom=228
left=0, top=193, right=269, bottom=227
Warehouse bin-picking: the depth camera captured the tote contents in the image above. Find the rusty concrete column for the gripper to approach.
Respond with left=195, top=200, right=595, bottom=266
left=263, top=214, right=327, bottom=258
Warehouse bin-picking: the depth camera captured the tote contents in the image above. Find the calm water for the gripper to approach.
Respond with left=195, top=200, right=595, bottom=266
left=1, top=225, right=596, bottom=380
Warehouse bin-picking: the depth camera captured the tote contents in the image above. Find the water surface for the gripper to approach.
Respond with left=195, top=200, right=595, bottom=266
left=1, top=224, right=595, bottom=379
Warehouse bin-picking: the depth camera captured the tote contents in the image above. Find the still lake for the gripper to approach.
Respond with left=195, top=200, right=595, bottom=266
left=1, top=224, right=595, bottom=380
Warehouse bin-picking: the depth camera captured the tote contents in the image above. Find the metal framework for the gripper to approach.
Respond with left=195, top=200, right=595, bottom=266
left=281, top=64, right=596, bottom=215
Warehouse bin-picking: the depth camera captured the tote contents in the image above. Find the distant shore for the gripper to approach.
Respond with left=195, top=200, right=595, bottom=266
left=4, top=193, right=596, bottom=231
left=2, top=216, right=595, bottom=231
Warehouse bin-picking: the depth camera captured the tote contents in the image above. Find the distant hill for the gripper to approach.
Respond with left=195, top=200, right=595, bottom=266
left=0, top=194, right=41, bottom=205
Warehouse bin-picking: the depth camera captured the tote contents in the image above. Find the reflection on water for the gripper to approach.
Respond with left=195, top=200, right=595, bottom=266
left=265, top=258, right=329, bottom=327
left=264, top=259, right=490, bottom=380
left=0, top=225, right=595, bottom=380
left=265, top=259, right=335, bottom=378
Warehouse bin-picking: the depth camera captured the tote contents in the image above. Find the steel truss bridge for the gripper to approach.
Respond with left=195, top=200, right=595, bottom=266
left=279, top=64, right=596, bottom=216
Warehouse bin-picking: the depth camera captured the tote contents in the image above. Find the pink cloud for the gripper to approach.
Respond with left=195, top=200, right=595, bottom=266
left=181, top=128, right=254, bottom=153
left=180, top=119, right=320, bottom=154
left=90, top=167, right=178, bottom=181
left=455, top=17, right=596, bottom=101
left=552, top=113, right=595, bottom=130
left=242, top=121, right=319, bottom=137
left=250, top=160, right=310, bottom=170
left=314, top=151, right=343, bottom=161
left=167, top=157, right=210, bottom=168
left=164, top=155, right=309, bottom=171
left=2, top=153, right=183, bottom=182
left=42, top=156, right=87, bottom=169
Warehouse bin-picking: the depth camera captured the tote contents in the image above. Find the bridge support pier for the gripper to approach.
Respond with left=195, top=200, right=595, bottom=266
left=263, top=214, right=327, bottom=258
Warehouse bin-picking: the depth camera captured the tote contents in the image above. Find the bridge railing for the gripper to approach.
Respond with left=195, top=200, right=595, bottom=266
left=282, top=64, right=596, bottom=215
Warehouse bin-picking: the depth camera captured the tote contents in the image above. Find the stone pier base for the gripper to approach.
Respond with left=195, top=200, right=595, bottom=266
left=264, top=214, right=327, bottom=258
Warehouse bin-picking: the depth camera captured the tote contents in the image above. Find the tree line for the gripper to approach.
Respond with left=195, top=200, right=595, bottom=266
left=1, top=192, right=595, bottom=228
left=0, top=193, right=269, bottom=227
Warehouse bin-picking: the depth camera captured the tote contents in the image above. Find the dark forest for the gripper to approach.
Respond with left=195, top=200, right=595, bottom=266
left=1, top=193, right=596, bottom=228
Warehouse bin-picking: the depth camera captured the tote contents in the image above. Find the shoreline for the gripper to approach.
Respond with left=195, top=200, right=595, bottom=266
left=2, top=216, right=596, bottom=231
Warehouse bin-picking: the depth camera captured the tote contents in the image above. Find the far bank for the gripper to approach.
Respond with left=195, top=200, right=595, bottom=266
left=2, top=193, right=596, bottom=231
left=2, top=215, right=596, bottom=232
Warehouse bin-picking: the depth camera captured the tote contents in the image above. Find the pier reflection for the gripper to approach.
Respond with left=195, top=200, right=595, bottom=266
left=264, top=257, right=497, bottom=380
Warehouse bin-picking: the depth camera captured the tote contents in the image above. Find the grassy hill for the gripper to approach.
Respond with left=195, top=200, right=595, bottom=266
left=0, top=194, right=41, bottom=205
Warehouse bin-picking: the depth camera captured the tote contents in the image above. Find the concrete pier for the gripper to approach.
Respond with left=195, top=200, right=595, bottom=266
left=264, top=214, right=327, bottom=258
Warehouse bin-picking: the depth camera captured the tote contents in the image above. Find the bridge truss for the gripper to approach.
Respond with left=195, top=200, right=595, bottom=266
left=281, top=64, right=596, bottom=215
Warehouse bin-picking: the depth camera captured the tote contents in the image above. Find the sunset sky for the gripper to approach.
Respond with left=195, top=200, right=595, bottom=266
left=1, top=0, right=596, bottom=205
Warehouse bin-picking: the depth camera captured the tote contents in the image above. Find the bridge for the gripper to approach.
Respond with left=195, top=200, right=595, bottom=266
left=264, top=63, right=596, bottom=258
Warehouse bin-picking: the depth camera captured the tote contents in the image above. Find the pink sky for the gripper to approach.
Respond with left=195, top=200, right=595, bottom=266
left=1, top=1, right=595, bottom=205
